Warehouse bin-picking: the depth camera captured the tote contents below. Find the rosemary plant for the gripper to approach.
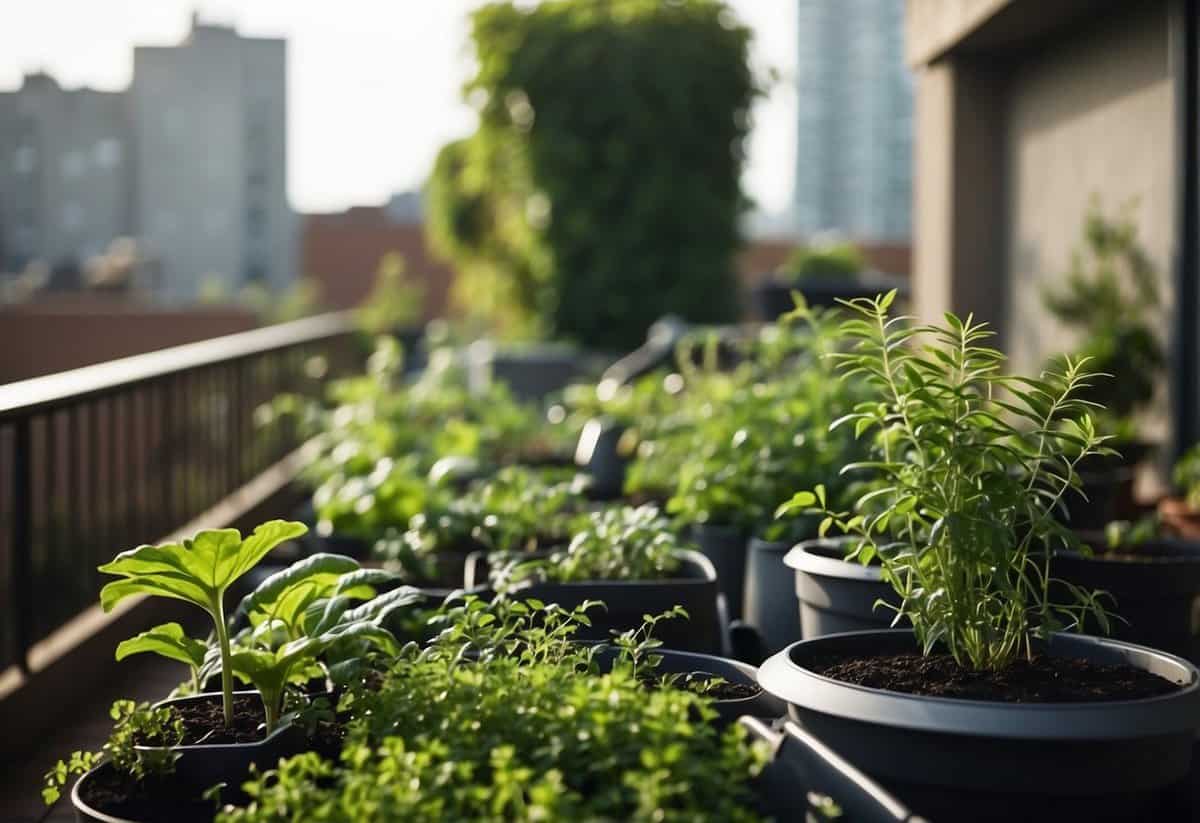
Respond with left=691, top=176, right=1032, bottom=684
left=779, top=291, right=1114, bottom=671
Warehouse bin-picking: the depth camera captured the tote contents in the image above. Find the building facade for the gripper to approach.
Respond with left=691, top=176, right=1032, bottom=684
left=0, top=15, right=294, bottom=300
left=793, top=0, right=913, bottom=242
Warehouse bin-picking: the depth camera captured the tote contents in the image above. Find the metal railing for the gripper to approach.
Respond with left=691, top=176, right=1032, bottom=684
left=0, top=312, right=360, bottom=674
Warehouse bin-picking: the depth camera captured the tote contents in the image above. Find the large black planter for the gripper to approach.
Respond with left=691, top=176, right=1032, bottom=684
left=786, top=538, right=898, bottom=638
left=691, top=523, right=748, bottom=621
left=759, top=629, right=1200, bottom=822
left=742, top=537, right=800, bottom=654
left=754, top=277, right=909, bottom=320
left=1052, top=538, right=1200, bottom=663
left=468, top=549, right=726, bottom=655
left=591, top=646, right=784, bottom=724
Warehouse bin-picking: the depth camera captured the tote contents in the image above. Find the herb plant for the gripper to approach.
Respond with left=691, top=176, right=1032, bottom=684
left=779, top=241, right=865, bottom=283
left=43, top=700, right=184, bottom=805
left=491, top=504, right=683, bottom=589
left=100, top=520, right=308, bottom=729
left=779, top=292, right=1114, bottom=671
left=217, top=600, right=768, bottom=822
left=116, top=623, right=209, bottom=694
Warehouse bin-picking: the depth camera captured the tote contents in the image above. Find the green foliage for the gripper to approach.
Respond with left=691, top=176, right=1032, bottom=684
left=227, top=554, right=417, bottom=731
left=426, top=0, right=757, bottom=350
left=218, top=600, right=768, bottom=822
left=667, top=299, right=870, bottom=539
left=100, top=520, right=308, bottom=728
left=1042, top=199, right=1164, bottom=430
left=357, top=252, right=426, bottom=334
left=780, top=292, right=1114, bottom=671
left=1174, top=445, right=1200, bottom=510
left=115, top=623, right=209, bottom=693
left=779, top=242, right=865, bottom=283
left=43, top=700, right=183, bottom=805
left=1103, top=514, right=1162, bottom=553
left=492, top=504, right=683, bottom=589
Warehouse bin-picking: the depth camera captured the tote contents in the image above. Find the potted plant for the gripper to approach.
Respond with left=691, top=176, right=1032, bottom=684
left=214, top=599, right=907, bottom=822
left=1159, top=443, right=1200, bottom=538
left=1041, top=200, right=1165, bottom=528
left=760, top=293, right=1200, bottom=822
left=753, top=240, right=908, bottom=320
left=475, top=505, right=726, bottom=654
left=48, top=525, right=419, bottom=817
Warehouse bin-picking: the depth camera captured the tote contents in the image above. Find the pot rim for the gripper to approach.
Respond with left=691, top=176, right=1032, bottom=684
left=134, top=690, right=292, bottom=753
left=1057, top=541, right=1200, bottom=566
left=472, top=547, right=718, bottom=589
left=784, top=539, right=883, bottom=582
left=71, top=762, right=139, bottom=823
left=758, top=629, right=1200, bottom=740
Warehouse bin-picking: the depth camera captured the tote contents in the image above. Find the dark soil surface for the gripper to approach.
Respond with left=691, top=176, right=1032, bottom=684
left=144, top=693, right=268, bottom=745
left=808, top=652, right=1183, bottom=702
left=646, top=670, right=762, bottom=701
left=78, top=769, right=220, bottom=823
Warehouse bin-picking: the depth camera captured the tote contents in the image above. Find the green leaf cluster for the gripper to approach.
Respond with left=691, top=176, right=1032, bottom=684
left=783, top=292, right=1116, bottom=671
left=779, top=241, right=865, bottom=283
left=426, top=0, right=758, bottom=350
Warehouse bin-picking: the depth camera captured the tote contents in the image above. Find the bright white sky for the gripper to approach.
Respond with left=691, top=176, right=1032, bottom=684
left=0, top=1, right=797, bottom=216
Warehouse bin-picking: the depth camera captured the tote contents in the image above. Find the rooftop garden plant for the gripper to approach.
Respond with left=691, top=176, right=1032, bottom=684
left=780, top=291, right=1114, bottom=671
left=778, top=241, right=865, bottom=283
left=99, top=521, right=307, bottom=729
left=216, top=600, right=769, bottom=822
left=1041, top=199, right=1163, bottom=440
left=490, top=504, right=684, bottom=590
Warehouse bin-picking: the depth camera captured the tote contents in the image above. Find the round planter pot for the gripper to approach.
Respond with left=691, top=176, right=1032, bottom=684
left=472, top=549, right=726, bottom=655
left=786, top=538, right=899, bottom=639
left=742, top=538, right=801, bottom=655
left=1052, top=538, right=1200, bottom=663
left=574, top=418, right=627, bottom=501
left=138, top=691, right=304, bottom=791
left=759, top=629, right=1200, bottom=822
left=691, top=524, right=748, bottom=621
left=753, top=277, right=909, bottom=320
left=592, top=646, right=784, bottom=724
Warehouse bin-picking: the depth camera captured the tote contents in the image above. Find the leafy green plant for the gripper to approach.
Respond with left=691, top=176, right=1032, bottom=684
left=426, top=0, right=757, bottom=349
left=99, top=520, right=307, bottom=728
left=1174, top=445, right=1200, bottom=510
left=1103, top=515, right=1162, bottom=553
left=779, top=241, right=865, bottom=283
left=217, top=600, right=768, bottom=822
left=43, top=700, right=183, bottom=805
left=1042, top=199, right=1164, bottom=434
left=492, top=504, right=683, bottom=589
left=779, top=292, right=1113, bottom=671
left=226, top=554, right=418, bottom=731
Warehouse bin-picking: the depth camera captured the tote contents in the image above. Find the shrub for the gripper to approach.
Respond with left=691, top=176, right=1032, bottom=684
left=426, top=0, right=758, bottom=350
left=778, top=242, right=865, bottom=283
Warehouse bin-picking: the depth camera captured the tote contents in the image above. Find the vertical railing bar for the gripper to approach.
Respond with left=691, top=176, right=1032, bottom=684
left=160, top=377, right=174, bottom=539
left=68, top=405, right=84, bottom=599
left=109, top=393, right=121, bottom=553
left=89, top=401, right=101, bottom=586
left=180, top=372, right=192, bottom=523
left=43, top=413, right=57, bottom=636
left=12, top=417, right=33, bottom=673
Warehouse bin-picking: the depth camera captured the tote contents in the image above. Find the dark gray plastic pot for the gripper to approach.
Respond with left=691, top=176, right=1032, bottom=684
left=786, top=538, right=899, bottom=638
left=691, top=523, right=748, bottom=621
left=136, top=691, right=303, bottom=791
left=467, top=548, right=726, bottom=655
left=574, top=418, right=627, bottom=501
left=1052, top=538, right=1200, bottom=663
left=742, top=538, right=800, bottom=655
left=591, top=646, right=784, bottom=724
left=759, top=629, right=1200, bottom=822
left=742, top=716, right=918, bottom=823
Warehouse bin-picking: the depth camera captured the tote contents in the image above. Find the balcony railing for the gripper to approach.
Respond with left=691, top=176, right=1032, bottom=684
left=0, top=312, right=360, bottom=675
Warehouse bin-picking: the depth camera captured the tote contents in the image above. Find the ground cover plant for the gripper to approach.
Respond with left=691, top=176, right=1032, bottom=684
left=780, top=291, right=1115, bottom=670
left=216, top=600, right=769, bottom=822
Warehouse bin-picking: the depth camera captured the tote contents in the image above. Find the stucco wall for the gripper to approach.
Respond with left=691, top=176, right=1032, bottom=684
left=1003, top=1, right=1174, bottom=415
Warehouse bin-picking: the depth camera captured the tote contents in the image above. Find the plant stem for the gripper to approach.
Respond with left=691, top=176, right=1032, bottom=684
left=262, top=691, right=279, bottom=734
left=213, top=597, right=234, bottom=729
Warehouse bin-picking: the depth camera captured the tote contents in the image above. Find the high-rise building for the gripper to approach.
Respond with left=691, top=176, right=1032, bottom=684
left=132, top=16, right=294, bottom=298
left=0, top=15, right=295, bottom=299
left=793, top=0, right=912, bottom=243
left=0, top=72, right=132, bottom=273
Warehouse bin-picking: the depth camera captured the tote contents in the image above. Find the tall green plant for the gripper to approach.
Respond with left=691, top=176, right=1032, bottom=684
left=780, top=292, right=1113, bottom=671
left=99, top=521, right=307, bottom=728
left=427, top=0, right=757, bottom=349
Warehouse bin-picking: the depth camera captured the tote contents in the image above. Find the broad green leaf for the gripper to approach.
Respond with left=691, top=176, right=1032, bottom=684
left=115, top=622, right=207, bottom=669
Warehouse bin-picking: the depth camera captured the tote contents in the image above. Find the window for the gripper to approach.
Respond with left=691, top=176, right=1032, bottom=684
left=13, top=145, right=35, bottom=174
left=62, top=202, right=83, bottom=230
left=246, top=204, right=265, bottom=239
left=94, top=138, right=121, bottom=170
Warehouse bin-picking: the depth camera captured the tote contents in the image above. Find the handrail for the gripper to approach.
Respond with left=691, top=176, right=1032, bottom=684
left=0, top=311, right=355, bottom=419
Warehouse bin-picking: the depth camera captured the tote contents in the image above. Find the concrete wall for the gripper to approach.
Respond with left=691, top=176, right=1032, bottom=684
left=1003, top=3, right=1174, bottom=381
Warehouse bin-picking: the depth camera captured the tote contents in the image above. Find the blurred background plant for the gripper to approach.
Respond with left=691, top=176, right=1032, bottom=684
left=777, top=240, right=865, bottom=283
left=426, top=0, right=759, bottom=350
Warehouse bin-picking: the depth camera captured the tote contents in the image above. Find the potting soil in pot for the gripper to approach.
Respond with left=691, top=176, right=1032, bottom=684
left=806, top=651, right=1183, bottom=702
left=157, top=693, right=267, bottom=745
